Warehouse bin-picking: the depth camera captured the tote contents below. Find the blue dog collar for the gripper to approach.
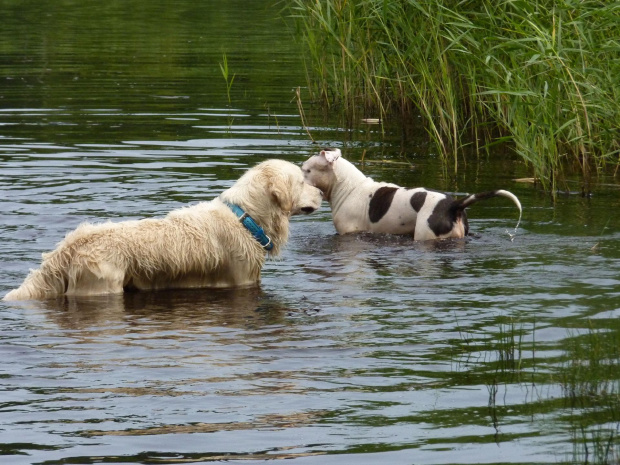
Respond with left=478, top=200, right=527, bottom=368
left=225, top=203, right=274, bottom=251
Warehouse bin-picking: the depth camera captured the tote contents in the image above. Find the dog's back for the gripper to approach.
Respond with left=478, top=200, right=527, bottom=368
left=303, top=149, right=522, bottom=240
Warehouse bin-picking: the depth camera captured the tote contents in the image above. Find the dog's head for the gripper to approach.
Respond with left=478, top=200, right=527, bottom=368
left=222, top=159, right=322, bottom=217
left=262, top=159, right=323, bottom=216
left=218, top=160, right=321, bottom=256
left=301, top=148, right=340, bottom=201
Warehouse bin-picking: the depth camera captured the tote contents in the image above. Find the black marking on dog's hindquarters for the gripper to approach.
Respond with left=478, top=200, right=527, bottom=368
left=427, top=196, right=469, bottom=237
left=369, top=186, right=398, bottom=223
left=410, top=191, right=427, bottom=212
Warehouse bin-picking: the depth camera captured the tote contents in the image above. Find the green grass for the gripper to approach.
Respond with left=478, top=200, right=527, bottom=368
left=289, top=0, right=620, bottom=192
left=219, top=53, right=235, bottom=106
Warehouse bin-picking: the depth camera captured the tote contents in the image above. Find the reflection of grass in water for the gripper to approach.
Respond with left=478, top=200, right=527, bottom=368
left=569, top=424, right=619, bottom=465
left=561, top=322, right=620, bottom=465
left=495, top=318, right=526, bottom=374
left=454, top=316, right=532, bottom=377
left=562, top=323, right=619, bottom=407
left=485, top=318, right=532, bottom=440
left=455, top=317, right=619, bottom=463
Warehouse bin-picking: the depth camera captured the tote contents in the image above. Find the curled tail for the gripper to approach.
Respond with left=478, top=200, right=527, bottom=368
left=454, top=189, right=522, bottom=231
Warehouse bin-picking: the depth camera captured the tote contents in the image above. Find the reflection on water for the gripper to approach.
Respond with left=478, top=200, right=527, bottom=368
left=38, top=287, right=287, bottom=330
left=1, top=0, right=620, bottom=463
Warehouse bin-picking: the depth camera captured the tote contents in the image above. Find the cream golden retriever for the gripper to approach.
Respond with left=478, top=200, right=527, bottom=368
left=3, top=159, right=322, bottom=301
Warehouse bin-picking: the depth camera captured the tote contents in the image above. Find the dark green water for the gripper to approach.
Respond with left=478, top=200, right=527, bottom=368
left=1, top=1, right=619, bottom=464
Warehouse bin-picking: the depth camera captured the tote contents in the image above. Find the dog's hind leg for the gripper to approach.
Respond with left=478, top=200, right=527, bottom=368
left=66, top=262, right=125, bottom=296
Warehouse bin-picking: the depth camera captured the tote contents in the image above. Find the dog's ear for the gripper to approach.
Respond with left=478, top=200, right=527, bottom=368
left=320, top=148, right=341, bottom=163
left=268, top=175, right=294, bottom=212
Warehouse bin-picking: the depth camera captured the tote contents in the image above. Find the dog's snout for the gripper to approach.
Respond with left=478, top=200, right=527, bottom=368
left=300, top=206, right=316, bottom=214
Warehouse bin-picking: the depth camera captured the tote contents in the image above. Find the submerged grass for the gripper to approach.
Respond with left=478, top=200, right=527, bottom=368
left=290, top=0, right=620, bottom=192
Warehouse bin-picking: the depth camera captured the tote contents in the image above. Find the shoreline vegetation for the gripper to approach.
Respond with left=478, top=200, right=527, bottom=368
left=289, top=0, right=620, bottom=193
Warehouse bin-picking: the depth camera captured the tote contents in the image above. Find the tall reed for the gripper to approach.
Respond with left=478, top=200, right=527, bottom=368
left=290, top=0, right=620, bottom=191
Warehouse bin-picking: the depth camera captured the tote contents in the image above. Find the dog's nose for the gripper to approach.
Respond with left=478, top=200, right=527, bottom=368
left=300, top=206, right=316, bottom=214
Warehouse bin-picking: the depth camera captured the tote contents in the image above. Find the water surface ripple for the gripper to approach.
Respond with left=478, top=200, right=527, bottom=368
left=1, top=1, right=619, bottom=464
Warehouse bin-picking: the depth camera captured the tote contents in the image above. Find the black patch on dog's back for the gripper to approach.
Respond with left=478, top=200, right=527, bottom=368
left=427, top=196, right=459, bottom=236
left=410, top=191, right=427, bottom=212
left=369, top=186, right=398, bottom=223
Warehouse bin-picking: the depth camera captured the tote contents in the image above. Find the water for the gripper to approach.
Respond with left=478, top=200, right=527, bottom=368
left=1, top=1, right=620, bottom=464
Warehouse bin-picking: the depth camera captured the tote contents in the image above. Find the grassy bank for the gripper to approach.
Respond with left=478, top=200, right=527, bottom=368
left=290, top=0, right=620, bottom=192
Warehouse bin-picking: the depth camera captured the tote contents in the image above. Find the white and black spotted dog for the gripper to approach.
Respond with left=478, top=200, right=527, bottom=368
left=302, top=148, right=522, bottom=241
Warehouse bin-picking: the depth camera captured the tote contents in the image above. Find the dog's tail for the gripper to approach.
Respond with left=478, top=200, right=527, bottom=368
left=3, top=251, right=68, bottom=301
left=453, top=190, right=522, bottom=231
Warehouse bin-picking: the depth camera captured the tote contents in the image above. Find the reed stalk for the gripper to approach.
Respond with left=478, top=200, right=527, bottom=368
left=219, top=53, right=235, bottom=106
